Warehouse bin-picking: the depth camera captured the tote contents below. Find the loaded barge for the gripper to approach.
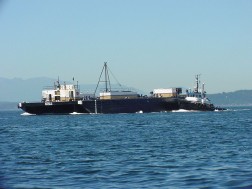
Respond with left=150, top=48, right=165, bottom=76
left=18, top=63, right=224, bottom=115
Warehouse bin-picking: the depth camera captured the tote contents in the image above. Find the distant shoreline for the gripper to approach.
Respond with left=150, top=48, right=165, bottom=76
left=0, top=102, right=19, bottom=111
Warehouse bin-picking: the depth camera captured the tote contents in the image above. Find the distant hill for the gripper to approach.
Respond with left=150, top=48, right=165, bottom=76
left=0, top=77, right=100, bottom=102
left=208, top=90, right=252, bottom=106
left=0, top=77, right=56, bottom=102
left=0, top=102, right=19, bottom=111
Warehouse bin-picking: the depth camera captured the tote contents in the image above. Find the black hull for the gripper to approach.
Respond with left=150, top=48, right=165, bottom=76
left=82, top=97, right=179, bottom=114
left=178, top=99, right=215, bottom=111
left=18, top=97, right=222, bottom=115
left=18, top=101, right=89, bottom=115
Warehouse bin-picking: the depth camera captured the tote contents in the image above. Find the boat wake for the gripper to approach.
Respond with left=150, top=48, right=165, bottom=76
left=136, top=110, right=143, bottom=114
left=69, top=112, right=87, bottom=115
left=172, top=109, right=198, bottom=113
left=214, top=108, right=250, bottom=112
left=21, top=112, right=36, bottom=116
left=232, top=108, right=251, bottom=112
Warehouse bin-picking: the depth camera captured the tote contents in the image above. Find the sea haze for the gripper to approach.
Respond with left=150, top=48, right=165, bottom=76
left=1, top=107, right=252, bottom=188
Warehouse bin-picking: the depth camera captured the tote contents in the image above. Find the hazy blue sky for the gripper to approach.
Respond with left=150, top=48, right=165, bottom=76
left=0, top=0, right=251, bottom=93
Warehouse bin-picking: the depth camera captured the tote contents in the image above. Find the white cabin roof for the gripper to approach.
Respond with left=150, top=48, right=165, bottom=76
left=153, top=88, right=177, bottom=94
left=100, top=91, right=138, bottom=97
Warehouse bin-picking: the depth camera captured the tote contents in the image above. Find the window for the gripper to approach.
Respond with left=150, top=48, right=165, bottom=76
left=49, top=94, right=52, bottom=101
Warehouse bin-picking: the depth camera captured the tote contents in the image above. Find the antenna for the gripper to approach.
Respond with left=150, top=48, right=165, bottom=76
left=194, top=74, right=201, bottom=93
left=57, top=76, right=60, bottom=89
left=202, top=83, right=205, bottom=98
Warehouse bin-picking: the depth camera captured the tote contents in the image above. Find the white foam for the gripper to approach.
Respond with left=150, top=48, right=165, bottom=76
left=136, top=110, right=143, bottom=114
left=21, top=112, right=36, bottom=116
left=69, top=112, right=86, bottom=115
left=172, top=109, right=198, bottom=113
left=232, top=108, right=250, bottom=112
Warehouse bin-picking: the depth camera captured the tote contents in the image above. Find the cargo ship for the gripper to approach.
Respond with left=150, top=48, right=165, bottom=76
left=18, top=63, right=224, bottom=115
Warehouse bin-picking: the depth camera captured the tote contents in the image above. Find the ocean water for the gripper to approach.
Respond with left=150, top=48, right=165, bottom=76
left=1, top=107, right=252, bottom=189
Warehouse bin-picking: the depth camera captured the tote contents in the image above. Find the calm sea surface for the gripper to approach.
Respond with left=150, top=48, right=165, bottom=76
left=1, top=107, right=252, bottom=189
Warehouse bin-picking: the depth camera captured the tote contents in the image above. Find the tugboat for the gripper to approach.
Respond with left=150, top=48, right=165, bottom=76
left=178, top=75, right=225, bottom=111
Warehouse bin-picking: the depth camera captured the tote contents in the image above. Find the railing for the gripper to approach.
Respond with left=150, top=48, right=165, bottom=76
left=43, top=86, right=55, bottom=90
left=42, top=84, right=80, bottom=90
left=98, top=87, right=136, bottom=92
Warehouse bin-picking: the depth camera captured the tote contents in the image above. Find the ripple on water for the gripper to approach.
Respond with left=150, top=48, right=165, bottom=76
left=1, top=109, right=252, bottom=188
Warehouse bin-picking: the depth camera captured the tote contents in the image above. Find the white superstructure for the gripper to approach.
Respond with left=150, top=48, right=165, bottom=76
left=42, top=84, right=79, bottom=102
left=152, top=88, right=182, bottom=98
left=41, top=81, right=94, bottom=102
left=99, top=91, right=138, bottom=100
left=185, top=75, right=211, bottom=104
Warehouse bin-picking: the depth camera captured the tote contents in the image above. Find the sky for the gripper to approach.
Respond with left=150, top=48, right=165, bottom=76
left=0, top=0, right=251, bottom=93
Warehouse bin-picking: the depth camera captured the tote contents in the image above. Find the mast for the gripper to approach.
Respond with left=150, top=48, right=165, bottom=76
left=202, top=83, right=205, bottom=98
left=104, top=62, right=111, bottom=92
left=56, top=76, right=60, bottom=90
left=105, top=63, right=108, bottom=92
left=94, top=62, right=112, bottom=95
left=194, top=74, right=200, bottom=93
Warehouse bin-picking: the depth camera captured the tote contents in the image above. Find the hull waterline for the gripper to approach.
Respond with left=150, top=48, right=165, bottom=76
left=18, top=101, right=89, bottom=115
